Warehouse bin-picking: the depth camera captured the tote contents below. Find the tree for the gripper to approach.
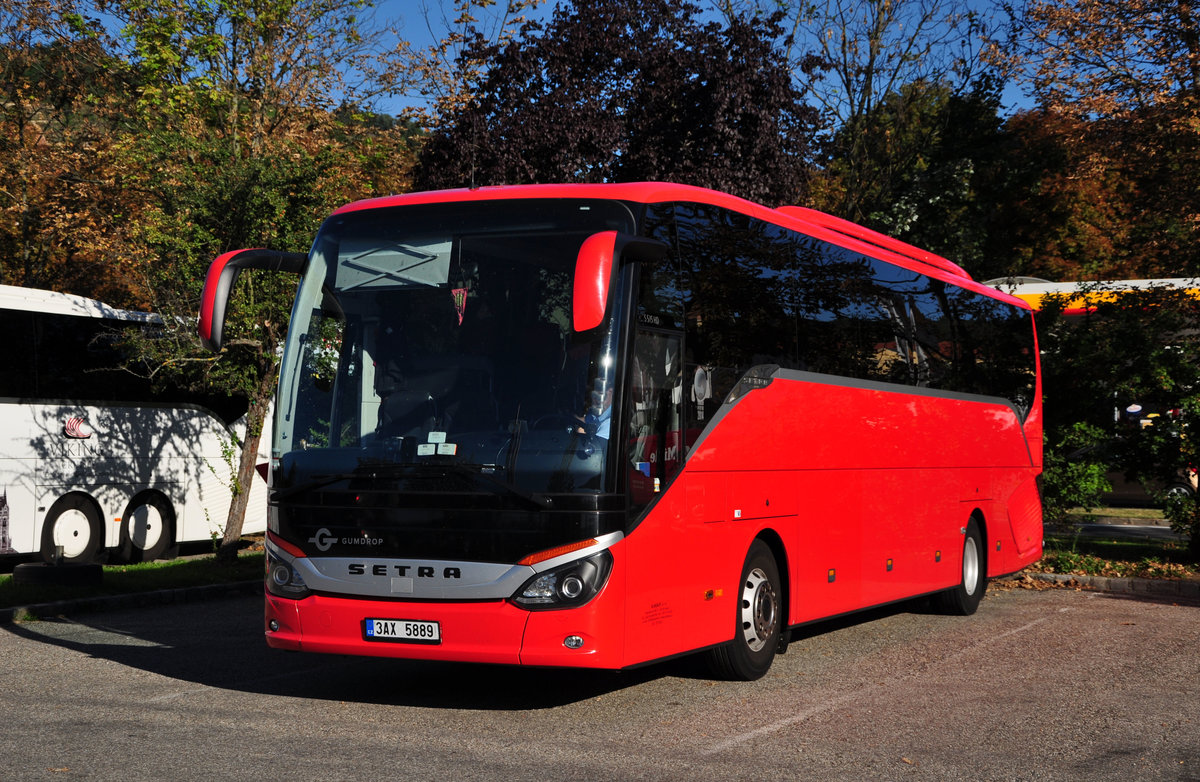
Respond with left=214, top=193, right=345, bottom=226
left=98, top=0, right=397, bottom=154
left=999, top=0, right=1200, bottom=276
left=386, top=0, right=543, bottom=128
left=1003, top=0, right=1200, bottom=117
left=98, top=0, right=416, bottom=561
left=811, top=78, right=1015, bottom=278
left=0, top=0, right=153, bottom=305
left=727, top=0, right=996, bottom=219
left=417, top=0, right=821, bottom=205
left=980, top=109, right=1143, bottom=281
left=128, top=142, right=330, bottom=563
left=3, top=0, right=423, bottom=562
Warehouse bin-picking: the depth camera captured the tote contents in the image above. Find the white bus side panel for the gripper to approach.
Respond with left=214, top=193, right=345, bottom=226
left=0, top=400, right=267, bottom=557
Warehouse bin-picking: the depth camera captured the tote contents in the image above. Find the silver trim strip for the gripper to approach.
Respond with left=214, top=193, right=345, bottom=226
left=269, top=531, right=624, bottom=601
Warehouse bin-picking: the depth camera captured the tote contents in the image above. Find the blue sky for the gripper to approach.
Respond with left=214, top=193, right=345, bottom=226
left=371, top=0, right=1035, bottom=119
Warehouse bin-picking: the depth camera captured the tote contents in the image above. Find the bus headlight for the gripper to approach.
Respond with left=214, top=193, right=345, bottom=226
left=512, top=550, right=613, bottom=610
left=265, top=549, right=310, bottom=599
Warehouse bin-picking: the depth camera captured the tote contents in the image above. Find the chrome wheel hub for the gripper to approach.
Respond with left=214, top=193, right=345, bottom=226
left=740, top=567, right=778, bottom=652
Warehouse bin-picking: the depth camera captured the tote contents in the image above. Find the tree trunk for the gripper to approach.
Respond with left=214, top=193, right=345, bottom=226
left=216, top=368, right=277, bottom=564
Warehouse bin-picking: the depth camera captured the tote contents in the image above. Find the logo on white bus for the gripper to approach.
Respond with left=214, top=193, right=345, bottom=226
left=63, top=417, right=92, bottom=439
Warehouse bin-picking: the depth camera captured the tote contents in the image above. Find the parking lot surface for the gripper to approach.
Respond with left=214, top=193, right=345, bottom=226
left=1, top=585, right=1197, bottom=781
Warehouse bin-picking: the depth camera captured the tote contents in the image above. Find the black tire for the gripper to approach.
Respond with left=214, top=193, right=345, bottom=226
left=13, top=561, right=103, bottom=587
left=938, top=516, right=987, bottom=615
left=1164, top=483, right=1194, bottom=500
left=706, top=539, right=782, bottom=681
left=39, top=494, right=104, bottom=565
left=118, top=492, right=175, bottom=563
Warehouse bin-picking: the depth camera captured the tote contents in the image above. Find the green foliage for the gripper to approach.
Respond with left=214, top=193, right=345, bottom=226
left=1041, top=422, right=1111, bottom=524
left=1154, top=398, right=1200, bottom=559
left=123, top=134, right=328, bottom=399
left=820, top=78, right=1009, bottom=277
left=1037, top=547, right=1196, bottom=579
left=1160, top=491, right=1200, bottom=560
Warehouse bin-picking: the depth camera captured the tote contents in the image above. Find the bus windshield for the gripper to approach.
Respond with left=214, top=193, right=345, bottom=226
left=273, top=198, right=636, bottom=501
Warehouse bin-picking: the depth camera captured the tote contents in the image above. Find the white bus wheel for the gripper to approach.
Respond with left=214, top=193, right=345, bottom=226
left=119, top=494, right=175, bottom=563
left=937, top=516, right=987, bottom=616
left=40, top=494, right=104, bottom=565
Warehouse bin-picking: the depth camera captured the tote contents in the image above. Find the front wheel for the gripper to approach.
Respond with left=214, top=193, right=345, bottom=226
left=706, top=540, right=782, bottom=681
left=40, top=494, right=104, bottom=564
left=938, top=517, right=986, bottom=615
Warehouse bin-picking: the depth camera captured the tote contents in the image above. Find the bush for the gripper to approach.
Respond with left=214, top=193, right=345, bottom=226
left=1041, top=423, right=1112, bottom=525
left=1159, top=491, right=1200, bottom=561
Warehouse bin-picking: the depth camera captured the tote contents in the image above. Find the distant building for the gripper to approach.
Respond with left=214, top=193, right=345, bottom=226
left=0, top=490, right=12, bottom=554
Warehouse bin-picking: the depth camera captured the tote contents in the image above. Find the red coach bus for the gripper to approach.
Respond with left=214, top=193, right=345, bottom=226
left=199, top=183, right=1043, bottom=680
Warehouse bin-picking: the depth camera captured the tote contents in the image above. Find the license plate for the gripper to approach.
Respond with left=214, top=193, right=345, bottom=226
left=363, top=618, right=441, bottom=644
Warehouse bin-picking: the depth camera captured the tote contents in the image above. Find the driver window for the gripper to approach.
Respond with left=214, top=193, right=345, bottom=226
left=627, top=329, right=683, bottom=512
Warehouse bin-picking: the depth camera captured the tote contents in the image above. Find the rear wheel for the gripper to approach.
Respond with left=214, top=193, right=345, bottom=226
left=706, top=540, right=782, bottom=681
left=40, top=494, right=104, bottom=564
left=938, top=516, right=986, bottom=615
left=119, top=492, right=175, bottom=562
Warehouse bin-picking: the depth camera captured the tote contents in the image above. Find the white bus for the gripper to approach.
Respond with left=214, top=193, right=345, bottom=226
left=0, top=284, right=268, bottom=564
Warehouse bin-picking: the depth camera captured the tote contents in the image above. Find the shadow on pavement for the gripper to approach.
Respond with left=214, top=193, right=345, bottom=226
left=0, top=593, right=676, bottom=710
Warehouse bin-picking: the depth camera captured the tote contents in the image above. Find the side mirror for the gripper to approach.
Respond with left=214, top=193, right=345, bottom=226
left=198, top=248, right=306, bottom=351
left=572, top=232, right=669, bottom=332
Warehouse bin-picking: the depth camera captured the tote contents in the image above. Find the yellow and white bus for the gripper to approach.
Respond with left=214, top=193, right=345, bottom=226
left=985, top=277, right=1200, bottom=316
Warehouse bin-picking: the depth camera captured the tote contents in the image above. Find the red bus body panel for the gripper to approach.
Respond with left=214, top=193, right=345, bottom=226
left=621, top=375, right=1042, bottom=663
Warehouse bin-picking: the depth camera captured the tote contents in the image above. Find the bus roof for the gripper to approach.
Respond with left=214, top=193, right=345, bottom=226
left=985, top=277, right=1200, bottom=315
left=329, top=182, right=997, bottom=300
left=0, top=283, right=158, bottom=323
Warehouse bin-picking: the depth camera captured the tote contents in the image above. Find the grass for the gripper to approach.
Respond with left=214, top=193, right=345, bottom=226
left=1030, top=505, right=1199, bottom=579
left=1033, top=532, right=1198, bottom=580
left=1065, top=506, right=1166, bottom=521
left=0, top=549, right=264, bottom=612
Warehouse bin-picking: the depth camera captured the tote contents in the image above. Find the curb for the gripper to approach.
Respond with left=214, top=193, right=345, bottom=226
left=5, top=573, right=1197, bottom=625
left=0, top=579, right=263, bottom=625
left=1029, top=572, right=1200, bottom=600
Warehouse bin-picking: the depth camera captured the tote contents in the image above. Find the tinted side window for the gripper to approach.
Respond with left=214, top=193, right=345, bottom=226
left=35, top=312, right=134, bottom=401
left=639, top=204, right=683, bottom=331
left=677, top=204, right=797, bottom=429
left=672, top=202, right=1036, bottom=419
left=793, top=238, right=911, bottom=385
left=0, top=309, right=36, bottom=397
left=946, top=288, right=1037, bottom=413
left=906, top=278, right=960, bottom=389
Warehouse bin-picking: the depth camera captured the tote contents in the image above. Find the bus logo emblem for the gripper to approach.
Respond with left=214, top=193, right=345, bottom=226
left=309, top=528, right=337, bottom=552
left=63, top=417, right=92, bottom=439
